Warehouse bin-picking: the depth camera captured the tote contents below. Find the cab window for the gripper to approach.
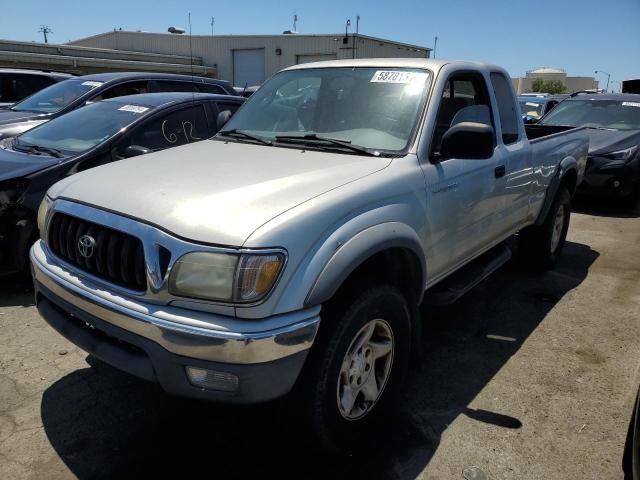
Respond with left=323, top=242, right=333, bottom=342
left=432, top=73, right=494, bottom=154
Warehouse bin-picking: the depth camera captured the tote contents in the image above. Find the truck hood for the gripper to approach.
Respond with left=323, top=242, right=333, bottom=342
left=585, top=128, right=640, bottom=156
left=0, top=145, right=62, bottom=182
left=49, top=140, right=392, bottom=246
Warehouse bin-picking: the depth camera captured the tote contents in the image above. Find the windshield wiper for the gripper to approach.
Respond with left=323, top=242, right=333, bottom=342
left=13, top=142, right=63, bottom=158
left=274, top=134, right=380, bottom=156
left=217, top=129, right=272, bottom=145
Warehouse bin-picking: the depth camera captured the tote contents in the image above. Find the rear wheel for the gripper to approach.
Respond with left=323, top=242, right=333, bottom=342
left=624, top=389, right=640, bottom=479
left=519, top=186, right=571, bottom=271
left=622, top=181, right=639, bottom=209
left=298, top=285, right=411, bottom=453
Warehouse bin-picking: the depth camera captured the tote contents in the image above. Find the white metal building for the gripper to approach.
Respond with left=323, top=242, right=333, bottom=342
left=512, top=67, right=597, bottom=94
left=69, top=31, right=430, bottom=86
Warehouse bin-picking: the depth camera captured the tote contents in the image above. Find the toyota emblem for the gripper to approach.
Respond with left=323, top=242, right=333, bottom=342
left=78, top=234, right=97, bottom=259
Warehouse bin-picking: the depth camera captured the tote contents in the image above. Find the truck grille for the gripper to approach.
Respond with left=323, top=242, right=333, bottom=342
left=47, top=212, right=147, bottom=291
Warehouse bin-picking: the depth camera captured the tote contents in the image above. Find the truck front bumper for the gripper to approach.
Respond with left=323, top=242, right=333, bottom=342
left=31, top=241, right=320, bottom=404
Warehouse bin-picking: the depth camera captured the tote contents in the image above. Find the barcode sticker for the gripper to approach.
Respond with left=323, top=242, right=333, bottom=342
left=370, top=71, right=428, bottom=84
left=118, top=105, right=149, bottom=113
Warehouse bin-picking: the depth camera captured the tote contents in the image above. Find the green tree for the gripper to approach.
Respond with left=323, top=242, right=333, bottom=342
left=531, top=78, right=567, bottom=94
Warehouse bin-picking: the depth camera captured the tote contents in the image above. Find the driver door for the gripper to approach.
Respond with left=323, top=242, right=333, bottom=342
left=420, top=72, right=506, bottom=281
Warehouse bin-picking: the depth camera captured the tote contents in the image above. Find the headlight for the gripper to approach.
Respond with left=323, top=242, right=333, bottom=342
left=601, top=146, right=638, bottom=161
left=597, top=159, right=626, bottom=172
left=36, top=196, right=52, bottom=237
left=168, top=251, right=285, bottom=303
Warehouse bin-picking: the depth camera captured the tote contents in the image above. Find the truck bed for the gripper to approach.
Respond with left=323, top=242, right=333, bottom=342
left=524, top=124, right=578, bottom=141
left=525, top=124, right=590, bottom=187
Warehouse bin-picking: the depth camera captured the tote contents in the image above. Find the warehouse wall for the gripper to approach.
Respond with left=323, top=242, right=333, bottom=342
left=70, top=31, right=429, bottom=85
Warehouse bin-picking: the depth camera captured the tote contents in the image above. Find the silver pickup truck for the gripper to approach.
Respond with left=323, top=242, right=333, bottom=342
left=31, top=59, right=588, bottom=449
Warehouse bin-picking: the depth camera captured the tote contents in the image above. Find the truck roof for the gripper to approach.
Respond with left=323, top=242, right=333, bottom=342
left=284, top=58, right=503, bottom=73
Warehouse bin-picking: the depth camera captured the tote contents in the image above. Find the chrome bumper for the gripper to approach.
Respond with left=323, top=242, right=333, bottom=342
left=30, top=240, right=320, bottom=364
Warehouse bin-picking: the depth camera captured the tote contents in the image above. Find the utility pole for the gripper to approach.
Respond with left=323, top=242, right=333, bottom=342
left=344, top=18, right=351, bottom=52
left=293, top=11, right=298, bottom=32
left=38, top=25, right=53, bottom=44
left=433, top=35, right=438, bottom=59
left=210, top=17, right=214, bottom=36
left=595, top=70, right=611, bottom=93
left=354, top=15, right=360, bottom=59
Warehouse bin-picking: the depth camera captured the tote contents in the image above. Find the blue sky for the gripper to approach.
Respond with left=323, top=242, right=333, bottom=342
left=2, top=0, right=639, bottom=85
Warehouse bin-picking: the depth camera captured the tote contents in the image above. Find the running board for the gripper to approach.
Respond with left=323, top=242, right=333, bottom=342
left=422, top=244, right=512, bottom=305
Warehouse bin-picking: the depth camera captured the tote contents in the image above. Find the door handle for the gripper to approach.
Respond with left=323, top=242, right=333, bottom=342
left=494, top=165, right=506, bottom=178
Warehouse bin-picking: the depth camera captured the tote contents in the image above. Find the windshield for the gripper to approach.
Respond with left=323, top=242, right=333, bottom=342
left=15, top=100, right=151, bottom=155
left=539, top=99, right=640, bottom=130
left=220, top=67, right=431, bottom=153
left=11, top=79, right=102, bottom=114
left=519, top=100, right=545, bottom=119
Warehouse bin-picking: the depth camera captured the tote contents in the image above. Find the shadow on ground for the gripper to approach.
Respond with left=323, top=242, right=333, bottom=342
left=39, top=241, right=599, bottom=479
left=0, top=276, right=34, bottom=308
left=573, top=194, right=639, bottom=219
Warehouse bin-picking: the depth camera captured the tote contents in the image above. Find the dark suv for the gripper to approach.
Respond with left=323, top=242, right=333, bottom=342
left=0, top=69, right=74, bottom=108
left=0, top=72, right=237, bottom=139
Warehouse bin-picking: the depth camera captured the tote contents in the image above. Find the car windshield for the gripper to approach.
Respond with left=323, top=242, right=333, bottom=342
left=15, top=100, right=151, bottom=155
left=11, top=79, right=102, bottom=114
left=219, top=67, right=431, bottom=154
left=539, top=99, right=640, bottom=130
left=519, top=100, right=545, bottom=119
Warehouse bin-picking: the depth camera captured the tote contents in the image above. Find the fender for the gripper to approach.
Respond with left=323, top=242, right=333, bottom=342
left=535, top=157, right=577, bottom=226
left=305, top=222, right=426, bottom=307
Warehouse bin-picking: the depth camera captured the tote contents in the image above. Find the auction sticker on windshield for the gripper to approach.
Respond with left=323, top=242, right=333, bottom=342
left=118, top=105, right=149, bottom=114
left=622, top=102, right=640, bottom=108
left=81, top=81, right=104, bottom=88
left=370, top=71, right=428, bottom=84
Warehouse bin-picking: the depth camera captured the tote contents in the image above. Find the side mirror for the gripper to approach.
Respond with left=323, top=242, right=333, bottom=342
left=124, top=145, right=151, bottom=158
left=523, top=115, right=537, bottom=124
left=439, top=122, right=495, bottom=160
left=217, top=110, right=232, bottom=131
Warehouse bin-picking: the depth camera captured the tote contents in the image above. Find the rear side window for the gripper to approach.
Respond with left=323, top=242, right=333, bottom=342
left=123, top=105, right=209, bottom=152
left=96, top=81, right=149, bottom=101
left=199, top=83, right=227, bottom=94
left=0, top=74, right=55, bottom=102
left=490, top=72, right=520, bottom=144
left=148, top=80, right=197, bottom=93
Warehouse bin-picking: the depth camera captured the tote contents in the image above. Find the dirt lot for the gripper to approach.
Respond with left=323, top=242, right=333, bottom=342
left=1, top=199, right=639, bottom=480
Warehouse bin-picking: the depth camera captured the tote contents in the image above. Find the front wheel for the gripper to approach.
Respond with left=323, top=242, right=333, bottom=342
left=519, top=186, right=571, bottom=271
left=298, top=285, right=411, bottom=452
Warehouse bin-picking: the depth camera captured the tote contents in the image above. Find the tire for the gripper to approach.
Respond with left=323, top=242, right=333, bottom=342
left=297, top=285, right=411, bottom=453
left=519, top=186, right=571, bottom=271
left=624, top=389, right=640, bottom=480
left=622, top=181, right=639, bottom=209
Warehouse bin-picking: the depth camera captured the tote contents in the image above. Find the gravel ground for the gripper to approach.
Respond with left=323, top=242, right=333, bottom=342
left=1, top=198, right=639, bottom=480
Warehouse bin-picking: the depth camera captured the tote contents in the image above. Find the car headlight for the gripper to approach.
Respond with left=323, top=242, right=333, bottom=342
left=168, top=251, right=285, bottom=303
left=36, top=196, right=52, bottom=237
left=601, top=146, right=638, bottom=161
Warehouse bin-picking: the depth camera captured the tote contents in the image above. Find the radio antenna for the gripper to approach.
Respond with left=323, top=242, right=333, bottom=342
left=188, top=12, right=195, bottom=103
